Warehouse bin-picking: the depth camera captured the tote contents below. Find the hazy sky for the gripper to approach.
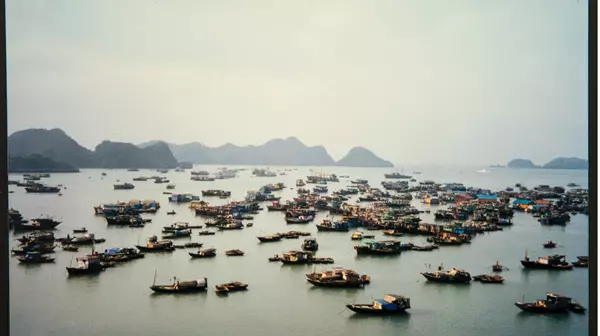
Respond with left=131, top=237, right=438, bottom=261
left=6, top=0, right=589, bottom=165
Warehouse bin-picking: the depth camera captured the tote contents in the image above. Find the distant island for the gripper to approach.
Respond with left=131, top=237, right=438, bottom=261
left=138, top=138, right=393, bottom=167
left=9, top=154, right=80, bottom=173
left=8, top=128, right=178, bottom=169
left=8, top=128, right=394, bottom=169
left=506, top=157, right=588, bottom=170
left=336, top=147, right=394, bottom=167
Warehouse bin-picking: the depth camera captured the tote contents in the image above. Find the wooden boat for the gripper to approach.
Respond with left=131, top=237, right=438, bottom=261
left=346, top=294, right=411, bottom=315
left=492, top=260, right=508, bottom=272
left=150, top=271, right=208, bottom=294
left=521, top=253, right=573, bottom=270
left=268, top=255, right=281, bottom=262
left=166, top=211, right=176, bottom=215
left=302, top=238, right=319, bottom=251
left=285, top=215, right=314, bottom=224
left=66, top=257, right=104, bottom=275
left=198, top=231, right=216, bottom=236
left=515, top=292, right=578, bottom=313
left=215, top=282, right=248, bottom=294
left=135, top=236, right=175, bottom=252
left=411, top=245, right=437, bottom=251
left=421, top=268, right=472, bottom=283
left=351, top=232, right=364, bottom=240
left=189, top=248, right=217, bottom=258
left=62, top=245, right=79, bottom=252
left=571, top=256, right=588, bottom=268
left=162, top=229, right=192, bottom=239
left=246, top=223, right=253, bottom=227
left=306, top=268, right=370, bottom=287
left=543, top=241, right=557, bottom=248
left=354, top=240, right=402, bottom=255
left=17, top=252, right=55, bottom=264
left=11, top=244, right=55, bottom=255
left=382, top=229, right=404, bottom=237
left=473, top=274, right=504, bottom=283
left=225, top=249, right=245, bottom=256
left=73, top=228, right=88, bottom=233
left=316, top=220, right=349, bottom=232
left=257, top=234, right=282, bottom=243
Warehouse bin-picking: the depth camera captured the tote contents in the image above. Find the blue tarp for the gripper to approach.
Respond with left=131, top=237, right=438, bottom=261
left=513, top=199, right=532, bottom=205
left=375, top=299, right=398, bottom=311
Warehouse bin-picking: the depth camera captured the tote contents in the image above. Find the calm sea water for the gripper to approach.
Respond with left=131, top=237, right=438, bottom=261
left=8, top=165, right=590, bottom=336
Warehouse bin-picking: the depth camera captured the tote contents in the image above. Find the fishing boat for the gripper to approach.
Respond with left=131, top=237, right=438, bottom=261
left=166, top=211, right=176, bottom=215
left=285, top=215, right=314, bottom=224
left=411, top=245, right=437, bottom=251
left=14, top=217, right=62, bottom=231
left=384, top=173, right=412, bottom=179
left=316, top=220, right=349, bottom=232
left=346, top=294, right=411, bottom=315
left=520, top=253, right=573, bottom=270
left=257, top=234, right=282, bottom=243
left=306, top=267, right=370, bottom=288
left=198, top=231, right=216, bottom=236
left=268, top=255, right=281, bottom=262
left=279, top=251, right=333, bottom=265
left=162, top=229, right=192, bottom=239
left=62, top=245, right=79, bottom=252
left=296, top=179, right=306, bottom=187
left=473, top=274, right=504, bottom=283
left=150, top=272, right=208, bottom=294
left=382, top=229, right=404, bottom=237
left=215, top=282, right=248, bottom=294
left=17, top=252, right=55, bottom=264
left=354, top=240, right=402, bottom=255
left=189, top=248, right=217, bottom=258
left=225, top=249, right=245, bottom=256
left=66, top=257, right=104, bottom=275
left=217, top=223, right=244, bottom=230
left=135, top=236, right=175, bottom=252
left=25, top=185, right=61, bottom=193
left=421, top=268, right=472, bottom=283
left=166, top=184, right=176, bottom=190
left=114, top=183, right=135, bottom=190
left=492, top=260, right=508, bottom=272
left=11, top=244, right=55, bottom=255
left=351, top=232, right=364, bottom=240
left=515, top=292, right=582, bottom=313
left=72, top=227, right=88, bottom=233
left=571, top=256, right=588, bottom=268
left=543, top=241, right=557, bottom=248
left=302, top=238, right=319, bottom=251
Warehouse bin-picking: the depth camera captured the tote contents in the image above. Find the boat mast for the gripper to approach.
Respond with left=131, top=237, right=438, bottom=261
left=153, top=269, right=157, bottom=286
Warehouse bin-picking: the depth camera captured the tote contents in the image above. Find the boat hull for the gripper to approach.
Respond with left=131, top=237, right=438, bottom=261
left=150, top=286, right=207, bottom=293
left=515, top=302, right=568, bottom=313
left=135, top=245, right=175, bottom=252
left=306, top=278, right=365, bottom=288
left=66, top=267, right=103, bottom=275
left=346, top=305, right=407, bottom=315
left=520, top=261, right=573, bottom=270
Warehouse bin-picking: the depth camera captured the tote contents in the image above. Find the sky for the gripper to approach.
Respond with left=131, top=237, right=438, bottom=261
left=6, top=0, right=589, bottom=166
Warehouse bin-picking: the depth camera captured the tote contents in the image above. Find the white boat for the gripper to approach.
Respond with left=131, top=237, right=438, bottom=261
left=477, top=169, right=490, bottom=173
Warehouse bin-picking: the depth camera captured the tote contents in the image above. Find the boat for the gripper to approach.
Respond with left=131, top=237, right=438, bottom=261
left=162, top=229, right=192, bottom=239
left=346, top=294, right=411, bottom=315
left=25, top=185, right=62, bottom=193
left=316, top=220, right=349, bottom=232
left=477, top=169, right=490, bottom=173
left=150, top=272, right=208, bottom=294
left=492, top=260, right=508, bottom=272
left=17, top=252, right=55, bottom=264
left=225, top=249, right=245, bottom=256
left=198, top=231, right=216, bottom=236
left=114, top=183, right=135, bottom=190
left=354, top=240, right=402, bottom=255
left=543, top=241, right=557, bottom=248
left=217, top=223, right=244, bottom=230
left=285, top=215, right=314, bottom=224
left=351, top=232, right=364, bottom=240
left=11, top=244, right=56, bottom=255
left=296, top=179, right=306, bottom=187
left=246, top=223, right=253, bottom=227
left=257, top=234, right=282, bottom=243
left=384, top=173, right=412, bottom=179
left=421, top=268, right=472, bottom=283
left=166, top=184, right=176, bottom=190
left=411, top=245, right=437, bottom=251
left=14, top=217, right=62, bottom=231
left=268, top=255, right=281, bottom=262
left=279, top=251, right=333, bottom=265
left=382, top=229, right=404, bottom=237
left=215, top=282, right=248, bottom=294
left=302, top=238, right=319, bottom=251
left=306, top=267, right=370, bottom=288
left=515, top=292, right=581, bottom=313
left=166, top=211, right=176, bottom=215
left=189, top=248, right=217, bottom=258
left=73, top=227, right=87, bottom=233
left=62, top=245, right=79, bottom=252
left=473, top=274, right=504, bottom=283
left=66, top=257, right=104, bottom=275
left=571, top=256, right=588, bottom=268
left=520, top=253, right=573, bottom=270
left=135, top=236, right=175, bottom=252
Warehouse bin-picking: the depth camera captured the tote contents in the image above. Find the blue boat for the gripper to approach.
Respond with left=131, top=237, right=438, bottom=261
left=346, top=295, right=411, bottom=315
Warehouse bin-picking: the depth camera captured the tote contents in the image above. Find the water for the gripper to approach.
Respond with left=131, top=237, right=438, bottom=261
left=9, top=165, right=589, bottom=336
